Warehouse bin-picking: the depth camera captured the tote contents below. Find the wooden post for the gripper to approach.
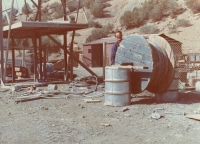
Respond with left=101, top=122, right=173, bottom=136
left=0, top=0, right=5, bottom=82
left=63, top=0, right=68, bottom=81
left=47, top=35, right=99, bottom=77
left=39, top=37, right=43, bottom=80
left=64, top=33, right=68, bottom=81
left=43, top=45, right=47, bottom=81
left=33, top=35, right=37, bottom=82
left=103, top=42, right=106, bottom=80
left=70, top=31, right=75, bottom=81
left=11, top=38, right=15, bottom=82
left=22, top=49, right=25, bottom=67
left=4, top=0, right=14, bottom=79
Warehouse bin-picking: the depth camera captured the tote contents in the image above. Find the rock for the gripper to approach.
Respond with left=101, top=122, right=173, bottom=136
left=124, top=113, right=131, bottom=117
left=151, top=112, right=162, bottom=120
left=10, top=85, right=22, bottom=91
left=47, top=84, right=58, bottom=90
left=42, top=106, right=48, bottom=110
left=122, top=107, right=129, bottom=112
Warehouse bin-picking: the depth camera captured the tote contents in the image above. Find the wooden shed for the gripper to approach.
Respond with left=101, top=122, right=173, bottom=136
left=82, top=37, right=116, bottom=67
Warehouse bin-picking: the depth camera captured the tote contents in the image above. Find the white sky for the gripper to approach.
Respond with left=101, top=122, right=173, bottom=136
left=3, top=0, right=38, bottom=13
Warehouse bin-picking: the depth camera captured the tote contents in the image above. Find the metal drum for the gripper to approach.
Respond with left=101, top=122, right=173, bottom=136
left=104, top=66, right=131, bottom=106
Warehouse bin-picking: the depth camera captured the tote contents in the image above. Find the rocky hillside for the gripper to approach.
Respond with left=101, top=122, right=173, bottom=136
left=67, top=0, right=200, bottom=54
left=9, top=0, right=200, bottom=56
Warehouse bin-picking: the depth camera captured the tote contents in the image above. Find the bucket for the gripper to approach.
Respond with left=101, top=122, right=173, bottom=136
left=104, top=66, right=131, bottom=106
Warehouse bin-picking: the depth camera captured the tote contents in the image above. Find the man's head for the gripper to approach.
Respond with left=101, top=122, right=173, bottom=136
left=115, top=30, right=123, bottom=43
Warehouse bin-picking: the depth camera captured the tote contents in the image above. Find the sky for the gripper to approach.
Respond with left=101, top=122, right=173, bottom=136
left=3, top=0, right=37, bottom=13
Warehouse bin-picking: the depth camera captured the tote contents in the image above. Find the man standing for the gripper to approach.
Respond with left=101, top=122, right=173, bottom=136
left=110, top=31, right=123, bottom=65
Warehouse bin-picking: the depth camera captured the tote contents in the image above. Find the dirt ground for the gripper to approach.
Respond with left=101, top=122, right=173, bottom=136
left=0, top=68, right=200, bottom=144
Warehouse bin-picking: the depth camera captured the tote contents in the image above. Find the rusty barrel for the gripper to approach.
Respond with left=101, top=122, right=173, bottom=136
left=104, top=66, right=131, bottom=106
left=115, top=34, right=176, bottom=94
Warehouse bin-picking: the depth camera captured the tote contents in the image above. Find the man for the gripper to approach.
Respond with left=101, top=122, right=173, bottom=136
left=110, top=30, right=123, bottom=65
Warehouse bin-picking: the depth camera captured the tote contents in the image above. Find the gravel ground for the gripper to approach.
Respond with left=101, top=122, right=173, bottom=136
left=0, top=67, right=200, bottom=144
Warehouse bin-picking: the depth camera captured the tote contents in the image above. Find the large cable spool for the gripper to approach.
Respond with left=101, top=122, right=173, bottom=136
left=115, top=34, right=175, bottom=94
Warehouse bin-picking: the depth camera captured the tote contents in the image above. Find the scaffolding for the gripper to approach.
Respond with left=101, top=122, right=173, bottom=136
left=0, top=0, right=97, bottom=85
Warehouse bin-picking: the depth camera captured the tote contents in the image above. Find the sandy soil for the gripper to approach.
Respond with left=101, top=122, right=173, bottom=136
left=1, top=1, right=200, bottom=143
left=0, top=68, right=200, bottom=144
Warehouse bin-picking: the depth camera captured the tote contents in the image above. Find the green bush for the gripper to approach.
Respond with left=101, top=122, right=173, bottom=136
left=84, top=0, right=110, bottom=18
left=85, top=24, right=113, bottom=42
left=90, top=2, right=105, bottom=18
left=139, top=24, right=160, bottom=34
left=83, top=0, right=95, bottom=9
left=41, top=6, right=50, bottom=21
left=168, top=27, right=178, bottom=34
left=49, top=2, right=63, bottom=19
left=149, top=5, right=163, bottom=22
left=168, top=24, right=178, bottom=34
left=88, top=20, right=102, bottom=28
left=42, top=35, right=61, bottom=54
left=22, top=3, right=31, bottom=14
left=176, top=19, right=192, bottom=27
left=120, top=8, right=144, bottom=29
left=120, top=0, right=183, bottom=29
left=185, top=0, right=200, bottom=13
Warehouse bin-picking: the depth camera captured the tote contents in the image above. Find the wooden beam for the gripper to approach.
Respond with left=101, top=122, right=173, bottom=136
left=47, top=35, right=99, bottom=77
left=11, top=38, right=15, bottom=82
left=0, top=0, right=5, bottom=82
left=30, top=0, right=38, bottom=9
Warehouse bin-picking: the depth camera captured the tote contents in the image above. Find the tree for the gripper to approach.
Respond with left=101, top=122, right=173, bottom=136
left=22, top=3, right=31, bottom=14
left=90, top=2, right=105, bottom=18
left=42, top=36, right=61, bottom=55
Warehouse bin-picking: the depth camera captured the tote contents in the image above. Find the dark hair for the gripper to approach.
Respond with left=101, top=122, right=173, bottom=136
left=114, top=30, right=122, bottom=36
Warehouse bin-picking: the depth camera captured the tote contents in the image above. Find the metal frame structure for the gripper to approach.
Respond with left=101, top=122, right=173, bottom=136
left=1, top=0, right=97, bottom=85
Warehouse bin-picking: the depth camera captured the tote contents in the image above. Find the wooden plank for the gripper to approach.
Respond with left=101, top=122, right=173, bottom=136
left=3, top=22, right=88, bottom=30
left=117, top=66, right=149, bottom=69
left=186, top=114, right=200, bottom=121
left=83, top=99, right=101, bottom=103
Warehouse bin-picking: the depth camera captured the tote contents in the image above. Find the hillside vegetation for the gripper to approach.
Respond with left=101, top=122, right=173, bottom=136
left=3, top=0, right=200, bottom=55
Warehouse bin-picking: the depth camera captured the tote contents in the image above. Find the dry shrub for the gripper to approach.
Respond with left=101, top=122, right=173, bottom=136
left=139, top=24, right=160, bottom=34
left=185, top=0, right=200, bottom=13
left=176, top=19, right=192, bottom=27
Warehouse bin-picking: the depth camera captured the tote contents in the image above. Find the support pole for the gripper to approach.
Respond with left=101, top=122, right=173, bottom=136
left=70, top=31, right=75, bottom=80
left=33, top=35, right=37, bottom=82
left=47, top=35, right=98, bottom=77
left=103, top=42, right=106, bottom=80
left=63, top=0, right=68, bottom=81
left=11, top=38, right=15, bottom=82
left=4, top=0, right=14, bottom=80
left=64, top=33, right=68, bottom=81
left=43, top=46, right=47, bottom=81
left=2, top=0, right=10, bottom=24
left=0, top=0, right=5, bottom=82
left=39, top=37, right=43, bottom=80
